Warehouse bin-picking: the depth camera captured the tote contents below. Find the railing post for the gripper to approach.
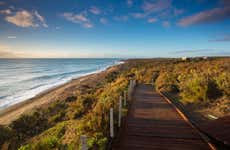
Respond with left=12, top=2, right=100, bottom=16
left=128, top=81, right=131, bottom=101
left=110, top=108, right=114, bottom=138
left=123, top=91, right=126, bottom=107
left=80, top=135, right=87, bottom=150
left=118, top=96, right=122, bottom=127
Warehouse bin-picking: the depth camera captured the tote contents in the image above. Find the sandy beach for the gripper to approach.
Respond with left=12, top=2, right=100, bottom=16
left=0, top=63, right=124, bottom=125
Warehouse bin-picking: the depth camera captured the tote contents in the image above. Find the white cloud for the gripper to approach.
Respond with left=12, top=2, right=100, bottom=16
left=0, top=9, right=12, bottom=15
left=62, top=12, right=93, bottom=28
left=7, top=36, right=16, bottom=39
left=142, top=0, right=172, bottom=13
left=147, top=18, right=157, bottom=23
left=131, top=0, right=172, bottom=19
left=131, top=12, right=147, bottom=19
left=177, top=7, right=230, bottom=26
left=5, top=10, right=48, bottom=28
left=5, top=10, right=36, bottom=27
left=55, top=26, right=61, bottom=30
left=34, top=11, right=48, bottom=27
left=63, top=12, right=88, bottom=23
left=89, top=6, right=101, bottom=15
left=83, top=23, right=94, bottom=28
left=100, top=18, right=108, bottom=24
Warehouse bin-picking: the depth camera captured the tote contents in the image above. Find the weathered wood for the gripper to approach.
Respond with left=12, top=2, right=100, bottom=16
left=113, top=84, right=212, bottom=150
left=118, top=96, right=122, bottom=127
left=80, top=135, right=87, bottom=150
left=123, top=91, right=127, bottom=107
left=110, top=108, right=114, bottom=138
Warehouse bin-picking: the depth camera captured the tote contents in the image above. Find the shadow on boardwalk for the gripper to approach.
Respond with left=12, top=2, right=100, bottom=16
left=112, top=84, right=212, bottom=150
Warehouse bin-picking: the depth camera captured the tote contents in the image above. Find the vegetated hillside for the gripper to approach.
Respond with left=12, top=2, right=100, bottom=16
left=0, top=63, right=132, bottom=150
left=0, top=57, right=229, bottom=150
left=130, top=57, right=230, bottom=118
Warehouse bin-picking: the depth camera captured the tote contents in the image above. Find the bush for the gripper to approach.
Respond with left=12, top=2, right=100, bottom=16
left=19, top=136, right=61, bottom=150
left=215, top=72, right=230, bottom=98
left=10, top=111, right=48, bottom=137
left=33, top=136, right=60, bottom=150
left=179, top=73, right=222, bottom=104
left=105, top=71, right=119, bottom=83
left=155, top=72, right=179, bottom=93
left=0, top=126, right=13, bottom=146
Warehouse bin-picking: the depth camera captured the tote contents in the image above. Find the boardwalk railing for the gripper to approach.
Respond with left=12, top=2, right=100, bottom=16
left=80, top=80, right=137, bottom=150
left=110, top=79, right=136, bottom=137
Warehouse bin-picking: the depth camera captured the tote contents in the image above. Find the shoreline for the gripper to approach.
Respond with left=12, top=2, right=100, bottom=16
left=0, top=61, right=126, bottom=125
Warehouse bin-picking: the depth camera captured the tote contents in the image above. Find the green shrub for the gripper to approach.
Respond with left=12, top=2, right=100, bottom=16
left=86, top=132, right=107, bottom=150
left=10, top=111, right=48, bottom=137
left=33, top=136, right=59, bottom=150
left=18, top=144, right=32, bottom=150
left=105, top=71, right=119, bottom=83
left=155, top=72, right=179, bottom=92
left=19, top=136, right=61, bottom=150
left=0, top=126, right=13, bottom=146
left=215, top=72, right=230, bottom=97
left=49, top=110, right=66, bottom=123
left=179, top=72, right=223, bottom=104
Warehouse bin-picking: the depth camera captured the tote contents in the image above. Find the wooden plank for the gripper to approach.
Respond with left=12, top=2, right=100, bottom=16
left=113, top=84, right=212, bottom=150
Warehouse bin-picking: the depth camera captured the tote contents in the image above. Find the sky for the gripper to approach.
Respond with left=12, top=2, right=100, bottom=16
left=0, top=0, right=229, bottom=58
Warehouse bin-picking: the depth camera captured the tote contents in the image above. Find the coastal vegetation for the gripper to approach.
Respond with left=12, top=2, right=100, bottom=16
left=0, top=57, right=229, bottom=150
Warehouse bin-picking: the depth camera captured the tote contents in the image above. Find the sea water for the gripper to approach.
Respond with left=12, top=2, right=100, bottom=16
left=0, top=58, right=122, bottom=110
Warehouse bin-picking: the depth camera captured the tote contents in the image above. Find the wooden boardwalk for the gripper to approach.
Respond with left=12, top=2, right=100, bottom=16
left=113, top=84, right=212, bottom=150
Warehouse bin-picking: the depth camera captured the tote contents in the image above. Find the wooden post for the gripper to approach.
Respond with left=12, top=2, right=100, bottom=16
left=130, top=80, right=133, bottom=94
left=118, top=96, right=122, bottom=127
left=80, top=135, right=87, bottom=150
left=110, top=108, right=114, bottom=138
left=133, top=80, right=136, bottom=88
left=128, top=80, right=132, bottom=101
left=123, top=91, right=126, bottom=107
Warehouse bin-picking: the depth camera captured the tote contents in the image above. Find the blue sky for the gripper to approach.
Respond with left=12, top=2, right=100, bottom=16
left=0, top=0, right=229, bottom=58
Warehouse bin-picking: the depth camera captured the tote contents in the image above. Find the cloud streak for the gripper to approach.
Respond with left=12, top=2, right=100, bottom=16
left=34, top=10, right=48, bottom=27
left=62, top=12, right=93, bottom=28
left=100, top=18, right=108, bottom=24
left=147, top=18, right=157, bottom=23
left=5, top=10, right=48, bottom=28
left=89, top=6, right=101, bottom=15
left=142, top=0, right=172, bottom=13
left=0, top=9, right=12, bottom=15
left=7, top=36, right=16, bottom=39
left=178, top=7, right=230, bottom=26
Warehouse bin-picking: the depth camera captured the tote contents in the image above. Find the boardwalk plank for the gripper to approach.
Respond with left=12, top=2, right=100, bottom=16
left=113, top=84, right=211, bottom=150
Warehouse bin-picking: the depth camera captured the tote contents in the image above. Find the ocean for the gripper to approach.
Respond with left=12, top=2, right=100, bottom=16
left=0, top=58, right=122, bottom=110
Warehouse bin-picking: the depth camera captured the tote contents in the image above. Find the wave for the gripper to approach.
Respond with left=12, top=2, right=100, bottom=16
left=0, top=59, right=121, bottom=110
left=21, top=68, right=96, bottom=83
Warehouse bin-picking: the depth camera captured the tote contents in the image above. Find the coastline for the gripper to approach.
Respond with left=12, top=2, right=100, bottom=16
left=0, top=61, right=125, bottom=125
